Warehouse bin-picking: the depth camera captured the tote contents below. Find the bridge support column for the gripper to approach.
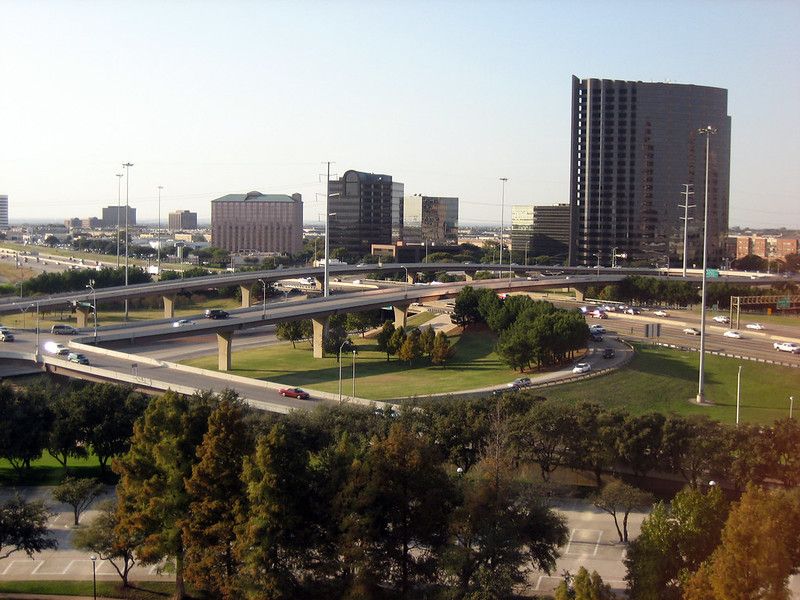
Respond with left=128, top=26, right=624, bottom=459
left=312, top=317, right=328, bottom=358
left=314, top=277, right=324, bottom=290
left=393, top=303, right=410, bottom=329
left=405, top=272, right=416, bottom=285
left=573, top=286, right=586, bottom=302
left=217, top=331, right=233, bottom=371
left=464, top=270, right=476, bottom=282
left=162, top=295, right=176, bottom=319
left=75, top=306, right=91, bottom=328
left=240, top=285, right=252, bottom=308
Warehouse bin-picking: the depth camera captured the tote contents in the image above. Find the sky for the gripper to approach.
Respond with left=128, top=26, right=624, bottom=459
left=1, top=0, right=799, bottom=228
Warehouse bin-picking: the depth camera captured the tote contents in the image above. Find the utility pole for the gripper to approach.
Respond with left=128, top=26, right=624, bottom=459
left=499, top=178, right=508, bottom=277
left=697, top=126, right=716, bottom=404
left=679, top=183, right=695, bottom=277
left=115, top=173, right=123, bottom=267
left=122, top=162, right=133, bottom=321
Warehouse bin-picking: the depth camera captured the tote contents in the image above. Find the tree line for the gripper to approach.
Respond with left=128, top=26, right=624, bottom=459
left=18, top=266, right=151, bottom=296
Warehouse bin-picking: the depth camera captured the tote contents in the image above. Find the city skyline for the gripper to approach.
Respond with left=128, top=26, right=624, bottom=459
left=1, top=1, right=798, bottom=228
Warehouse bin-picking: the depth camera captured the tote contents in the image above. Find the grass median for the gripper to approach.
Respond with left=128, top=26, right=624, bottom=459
left=0, top=581, right=176, bottom=599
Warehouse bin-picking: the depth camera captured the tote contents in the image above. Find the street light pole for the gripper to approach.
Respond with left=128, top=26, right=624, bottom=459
left=258, top=278, right=267, bottom=318
left=115, top=173, right=123, bottom=268
left=696, top=126, right=716, bottom=404
left=86, top=279, right=97, bottom=340
left=338, top=340, right=349, bottom=402
left=499, top=177, right=508, bottom=278
left=791, top=396, right=795, bottom=419
left=401, top=265, right=408, bottom=294
left=90, top=555, right=97, bottom=600
left=157, top=185, right=163, bottom=277
left=122, top=162, right=134, bottom=321
left=352, top=349, right=357, bottom=398
left=680, top=183, right=695, bottom=278
left=736, top=365, right=742, bottom=425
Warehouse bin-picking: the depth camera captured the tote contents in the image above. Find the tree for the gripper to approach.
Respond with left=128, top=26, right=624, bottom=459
left=683, top=485, right=800, bottom=600
left=323, top=314, right=349, bottom=356
left=276, top=320, right=312, bottom=349
left=73, top=500, right=137, bottom=587
left=345, top=310, right=384, bottom=337
left=397, top=331, right=422, bottom=364
left=624, top=485, right=728, bottom=600
left=496, top=323, right=535, bottom=372
left=554, top=567, right=614, bottom=600
left=0, top=384, right=52, bottom=476
left=615, top=413, right=665, bottom=480
left=389, top=325, right=407, bottom=359
left=661, top=416, right=730, bottom=489
left=419, top=325, right=436, bottom=357
left=52, top=477, right=103, bottom=526
left=565, top=403, right=624, bottom=488
left=431, top=331, right=454, bottom=367
left=114, top=390, right=217, bottom=600
left=0, top=494, right=57, bottom=559
left=47, top=393, right=88, bottom=469
left=451, top=286, right=483, bottom=328
left=593, top=480, right=653, bottom=543
left=514, top=400, right=574, bottom=482
left=376, top=321, right=396, bottom=361
left=183, top=395, right=252, bottom=599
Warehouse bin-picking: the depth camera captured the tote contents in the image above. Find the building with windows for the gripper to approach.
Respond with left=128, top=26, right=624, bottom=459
left=0, top=195, right=7, bottom=229
left=102, top=205, right=136, bottom=228
left=211, top=191, right=302, bottom=254
left=327, top=170, right=404, bottom=255
left=511, top=204, right=570, bottom=263
left=81, top=217, right=103, bottom=229
left=168, top=210, right=198, bottom=231
left=568, top=76, right=731, bottom=266
left=729, top=235, right=799, bottom=262
left=402, top=195, right=458, bottom=245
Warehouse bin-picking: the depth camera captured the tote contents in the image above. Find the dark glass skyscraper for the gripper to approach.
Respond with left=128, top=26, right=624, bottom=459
left=568, top=76, right=731, bottom=267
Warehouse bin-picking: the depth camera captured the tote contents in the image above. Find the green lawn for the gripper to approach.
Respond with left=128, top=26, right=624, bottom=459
left=543, top=344, right=800, bottom=424
left=0, top=452, right=108, bottom=486
left=0, top=581, right=177, bottom=599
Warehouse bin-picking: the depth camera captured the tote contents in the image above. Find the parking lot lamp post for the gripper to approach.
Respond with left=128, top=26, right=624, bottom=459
left=696, top=126, right=716, bottom=404
left=90, top=555, right=97, bottom=600
left=338, top=341, right=349, bottom=402
left=258, top=278, right=267, bottom=318
left=352, top=348, right=357, bottom=398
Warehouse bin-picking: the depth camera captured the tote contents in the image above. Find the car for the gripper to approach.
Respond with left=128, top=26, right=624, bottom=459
left=625, top=307, right=641, bottom=315
left=0, top=331, right=14, bottom=342
left=572, top=362, right=591, bottom=374
left=774, top=342, right=800, bottom=354
left=590, top=333, right=603, bottom=342
left=745, top=323, right=766, bottom=330
left=683, top=327, right=701, bottom=336
left=204, top=309, right=229, bottom=320
left=0, top=326, right=10, bottom=334
left=278, top=387, right=310, bottom=399
left=590, top=309, right=608, bottom=319
left=602, top=348, right=615, bottom=359
left=653, top=310, right=669, bottom=317
left=723, top=330, right=743, bottom=339
left=508, top=377, right=532, bottom=389
left=67, top=352, right=90, bottom=365
left=712, top=315, right=730, bottom=324
left=51, top=324, right=78, bottom=335
left=172, top=319, right=194, bottom=328
left=589, top=324, right=606, bottom=334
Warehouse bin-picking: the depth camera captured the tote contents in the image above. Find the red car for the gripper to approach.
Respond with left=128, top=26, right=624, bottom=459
left=279, top=387, right=310, bottom=399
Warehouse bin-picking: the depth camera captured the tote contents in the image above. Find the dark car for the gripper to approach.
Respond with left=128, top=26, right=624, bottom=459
left=279, top=387, right=310, bottom=399
left=204, top=309, right=229, bottom=320
left=67, top=352, right=90, bottom=365
left=602, top=348, right=615, bottom=359
left=590, top=333, right=603, bottom=342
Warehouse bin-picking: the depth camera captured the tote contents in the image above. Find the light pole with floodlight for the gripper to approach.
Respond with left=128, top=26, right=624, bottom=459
left=338, top=340, right=350, bottom=401
left=401, top=265, right=409, bottom=294
left=157, top=185, right=163, bottom=277
left=352, top=348, right=357, bottom=398
left=499, top=178, right=508, bottom=277
left=696, top=126, right=716, bottom=404
left=90, top=555, right=97, bottom=600
left=86, top=279, right=97, bottom=340
left=115, top=173, right=123, bottom=267
left=122, top=162, right=133, bottom=321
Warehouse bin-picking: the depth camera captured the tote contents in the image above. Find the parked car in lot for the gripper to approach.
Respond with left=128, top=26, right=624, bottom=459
left=653, top=310, right=669, bottom=317
left=508, top=377, right=532, bottom=389
left=683, top=327, right=701, bottom=336
left=67, top=352, right=90, bottom=365
left=278, top=387, right=310, bottom=399
left=172, top=319, right=194, bottom=328
left=204, top=309, right=229, bottom=320
left=602, top=348, right=615, bottom=359
left=723, top=330, right=743, bottom=339
left=712, top=315, right=730, bottom=324
left=746, top=323, right=766, bottom=330
left=774, top=342, right=800, bottom=354
left=572, top=362, right=591, bottom=374
left=0, top=331, right=14, bottom=342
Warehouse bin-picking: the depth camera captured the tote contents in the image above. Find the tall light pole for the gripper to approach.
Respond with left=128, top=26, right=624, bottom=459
left=115, top=173, right=123, bottom=268
left=323, top=162, right=337, bottom=299
left=401, top=265, right=409, bottom=294
left=736, top=364, right=742, bottom=425
left=258, top=278, right=267, bottom=318
left=122, top=162, right=134, bottom=321
left=86, top=279, right=97, bottom=340
left=352, top=348, right=357, bottom=398
left=499, top=178, right=508, bottom=277
left=696, top=126, right=716, bottom=404
left=157, top=185, right=163, bottom=277
left=338, top=340, right=349, bottom=402
left=791, top=396, right=795, bottom=420
left=680, top=183, right=695, bottom=277
left=90, top=555, right=97, bottom=600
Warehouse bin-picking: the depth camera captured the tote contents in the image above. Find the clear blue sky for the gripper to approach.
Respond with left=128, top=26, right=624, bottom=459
left=1, top=0, right=798, bottom=228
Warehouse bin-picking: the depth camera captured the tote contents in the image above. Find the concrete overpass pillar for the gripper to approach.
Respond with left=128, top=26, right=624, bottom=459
left=240, top=285, right=252, bottom=308
left=162, top=295, right=176, bottom=319
left=313, top=277, right=324, bottom=290
left=464, top=270, right=476, bottom=282
left=75, top=306, right=91, bottom=328
left=311, top=317, right=328, bottom=358
left=393, top=303, right=410, bottom=328
left=405, top=272, right=416, bottom=285
left=573, top=286, right=586, bottom=302
left=217, top=331, right=233, bottom=371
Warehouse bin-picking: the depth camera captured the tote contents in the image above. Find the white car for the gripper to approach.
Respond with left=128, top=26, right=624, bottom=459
left=723, top=330, right=743, bottom=339
left=712, top=315, right=730, bottom=324
left=589, top=325, right=606, bottom=334
left=172, top=319, right=194, bottom=328
left=745, top=323, right=765, bottom=330
left=653, top=310, right=669, bottom=317
left=683, top=327, right=701, bottom=336
left=572, top=363, right=591, bottom=374
left=774, top=342, right=800, bottom=354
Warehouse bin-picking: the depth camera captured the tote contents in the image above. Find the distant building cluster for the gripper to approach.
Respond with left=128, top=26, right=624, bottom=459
left=728, top=234, right=799, bottom=262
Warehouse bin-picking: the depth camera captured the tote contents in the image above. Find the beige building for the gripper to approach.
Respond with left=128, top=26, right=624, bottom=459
left=211, top=191, right=302, bottom=254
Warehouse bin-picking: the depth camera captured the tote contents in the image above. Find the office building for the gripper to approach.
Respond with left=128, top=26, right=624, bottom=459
left=168, top=210, right=198, bottom=231
left=64, top=218, right=81, bottom=229
left=0, top=195, right=7, bottom=229
left=402, top=195, right=459, bottom=245
left=211, top=191, right=302, bottom=254
left=102, top=205, right=136, bottom=228
left=730, top=235, right=799, bottom=262
left=511, top=204, right=570, bottom=263
left=568, top=76, right=731, bottom=266
left=327, top=170, right=404, bottom=255
left=81, top=217, right=102, bottom=229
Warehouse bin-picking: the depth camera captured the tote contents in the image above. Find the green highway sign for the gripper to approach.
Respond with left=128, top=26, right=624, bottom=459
left=706, top=269, right=720, bottom=278
left=777, top=298, right=790, bottom=309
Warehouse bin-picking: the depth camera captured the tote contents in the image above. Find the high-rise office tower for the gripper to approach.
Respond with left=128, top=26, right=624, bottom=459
left=402, top=195, right=459, bottom=245
left=211, top=191, right=302, bottom=254
left=568, top=76, right=731, bottom=266
left=511, top=204, right=570, bottom=263
left=0, top=195, right=8, bottom=229
left=327, top=170, right=404, bottom=255
left=168, top=210, right=198, bottom=231
left=102, top=205, right=137, bottom=228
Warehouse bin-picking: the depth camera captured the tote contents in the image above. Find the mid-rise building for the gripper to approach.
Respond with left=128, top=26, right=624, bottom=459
left=81, top=217, right=103, bottom=229
left=729, top=235, right=799, bottom=262
left=102, top=205, right=136, bottom=228
left=168, top=210, right=198, bottom=231
left=327, top=170, right=404, bottom=255
left=511, top=204, right=570, bottom=262
left=211, top=191, right=302, bottom=254
left=568, top=76, right=731, bottom=266
left=64, top=218, right=82, bottom=229
left=402, top=195, right=459, bottom=245
left=0, top=195, right=8, bottom=229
